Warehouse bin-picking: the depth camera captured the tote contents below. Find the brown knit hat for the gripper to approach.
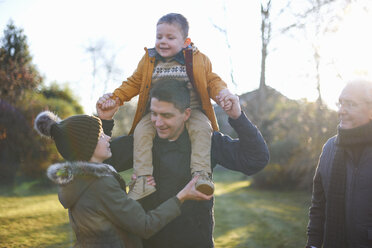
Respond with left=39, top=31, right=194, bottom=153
left=34, top=111, right=102, bottom=161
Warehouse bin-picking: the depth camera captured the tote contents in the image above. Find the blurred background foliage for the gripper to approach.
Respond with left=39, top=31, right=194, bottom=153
left=0, top=21, right=83, bottom=186
left=215, top=87, right=338, bottom=190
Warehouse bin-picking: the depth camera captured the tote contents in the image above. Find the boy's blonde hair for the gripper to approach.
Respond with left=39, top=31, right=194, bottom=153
left=157, top=13, right=189, bottom=39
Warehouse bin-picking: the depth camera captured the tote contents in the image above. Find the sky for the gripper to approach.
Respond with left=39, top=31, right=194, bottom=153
left=1, top=0, right=371, bottom=114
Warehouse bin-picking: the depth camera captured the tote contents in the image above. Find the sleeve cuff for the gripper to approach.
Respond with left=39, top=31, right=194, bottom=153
left=228, top=111, right=256, bottom=133
left=102, top=119, right=114, bottom=136
left=173, top=196, right=182, bottom=207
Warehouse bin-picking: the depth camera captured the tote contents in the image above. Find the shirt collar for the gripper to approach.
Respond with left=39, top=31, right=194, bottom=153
left=154, top=48, right=185, bottom=65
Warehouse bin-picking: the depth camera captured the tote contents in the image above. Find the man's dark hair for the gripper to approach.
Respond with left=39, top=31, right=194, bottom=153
left=157, top=13, right=189, bottom=39
left=150, top=79, right=190, bottom=112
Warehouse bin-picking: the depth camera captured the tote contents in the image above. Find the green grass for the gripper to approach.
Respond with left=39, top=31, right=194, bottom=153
left=0, top=169, right=311, bottom=248
left=0, top=192, right=73, bottom=247
left=213, top=168, right=311, bottom=248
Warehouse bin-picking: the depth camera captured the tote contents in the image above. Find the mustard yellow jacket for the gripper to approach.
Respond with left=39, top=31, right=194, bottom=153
left=113, top=47, right=227, bottom=134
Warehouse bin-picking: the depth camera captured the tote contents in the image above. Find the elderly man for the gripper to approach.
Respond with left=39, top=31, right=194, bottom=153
left=306, top=80, right=372, bottom=248
left=97, top=79, right=269, bottom=248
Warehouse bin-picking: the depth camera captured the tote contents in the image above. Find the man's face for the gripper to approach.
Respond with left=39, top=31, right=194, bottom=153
left=150, top=98, right=191, bottom=141
left=155, top=23, right=187, bottom=58
left=338, top=84, right=372, bottom=129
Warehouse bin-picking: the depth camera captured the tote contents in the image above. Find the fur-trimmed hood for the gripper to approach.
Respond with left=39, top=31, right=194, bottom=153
left=47, top=161, right=117, bottom=185
left=47, top=161, right=117, bottom=208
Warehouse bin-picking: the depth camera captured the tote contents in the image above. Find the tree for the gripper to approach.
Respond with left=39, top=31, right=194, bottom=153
left=249, top=94, right=338, bottom=190
left=281, top=0, right=352, bottom=106
left=0, top=21, right=84, bottom=184
left=0, top=99, right=30, bottom=185
left=84, top=39, right=137, bottom=133
left=14, top=84, right=84, bottom=179
left=256, top=0, right=353, bottom=117
left=0, top=20, right=42, bottom=104
left=41, top=82, right=84, bottom=114
left=85, top=39, right=123, bottom=113
left=111, top=99, right=137, bottom=137
left=211, top=1, right=237, bottom=89
left=259, top=0, right=272, bottom=92
left=215, top=87, right=338, bottom=190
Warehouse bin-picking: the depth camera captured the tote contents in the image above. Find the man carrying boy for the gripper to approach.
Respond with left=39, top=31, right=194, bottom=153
left=97, top=80, right=269, bottom=248
left=100, top=13, right=233, bottom=200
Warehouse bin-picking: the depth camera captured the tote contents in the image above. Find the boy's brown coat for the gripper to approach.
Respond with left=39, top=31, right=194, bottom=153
left=113, top=47, right=227, bottom=134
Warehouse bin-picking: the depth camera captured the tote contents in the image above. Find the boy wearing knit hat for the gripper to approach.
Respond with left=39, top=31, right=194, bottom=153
left=99, top=13, right=234, bottom=200
left=34, top=111, right=211, bottom=248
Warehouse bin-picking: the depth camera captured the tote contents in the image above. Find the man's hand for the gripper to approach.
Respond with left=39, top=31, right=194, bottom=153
left=223, top=94, right=241, bottom=120
left=96, top=93, right=120, bottom=120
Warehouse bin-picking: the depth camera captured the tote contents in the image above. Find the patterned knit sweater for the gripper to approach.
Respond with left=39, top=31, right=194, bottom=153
left=151, top=58, right=201, bottom=110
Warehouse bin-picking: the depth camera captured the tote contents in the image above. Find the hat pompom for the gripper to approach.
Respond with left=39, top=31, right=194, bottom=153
left=34, top=111, right=61, bottom=138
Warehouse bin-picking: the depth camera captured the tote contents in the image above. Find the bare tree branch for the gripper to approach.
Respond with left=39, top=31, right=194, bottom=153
left=210, top=2, right=237, bottom=88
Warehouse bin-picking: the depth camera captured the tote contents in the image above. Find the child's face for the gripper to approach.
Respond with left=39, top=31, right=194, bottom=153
left=90, top=130, right=112, bottom=162
left=155, top=23, right=187, bottom=58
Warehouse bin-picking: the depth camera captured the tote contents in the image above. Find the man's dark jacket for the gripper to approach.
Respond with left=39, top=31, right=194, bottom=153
left=307, top=135, right=372, bottom=248
left=103, top=112, right=269, bottom=248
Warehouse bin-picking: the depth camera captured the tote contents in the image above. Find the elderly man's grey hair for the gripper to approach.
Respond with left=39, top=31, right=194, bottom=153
left=345, top=79, right=372, bottom=102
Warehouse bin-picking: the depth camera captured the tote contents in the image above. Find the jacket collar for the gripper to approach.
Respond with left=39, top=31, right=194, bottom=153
left=47, top=161, right=117, bottom=185
left=148, top=47, right=185, bottom=65
left=147, top=44, right=198, bottom=65
left=336, top=120, right=372, bottom=147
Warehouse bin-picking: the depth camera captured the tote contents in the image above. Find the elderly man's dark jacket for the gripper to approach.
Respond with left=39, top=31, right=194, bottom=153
left=103, top=112, right=269, bottom=248
left=307, top=135, right=372, bottom=248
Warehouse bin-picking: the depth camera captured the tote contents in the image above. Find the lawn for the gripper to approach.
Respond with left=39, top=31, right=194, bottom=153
left=0, top=169, right=311, bottom=248
left=213, top=168, right=311, bottom=247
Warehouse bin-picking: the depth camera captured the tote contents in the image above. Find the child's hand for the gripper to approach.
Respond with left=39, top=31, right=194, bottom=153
left=131, top=174, right=156, bottom=187
left=97, top=93, right=119, bottom=110
left=216, top=88, right=234, bottom=111
left=96, top=93, right=120, bottom=120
